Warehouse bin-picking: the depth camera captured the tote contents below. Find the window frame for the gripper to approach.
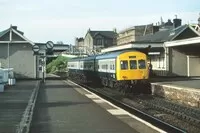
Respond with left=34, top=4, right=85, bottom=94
left=138, top=59, right=146, bottom=69
left=129, top=60, right=137, bottom=69
left=120, top=60, right=128, bottom=70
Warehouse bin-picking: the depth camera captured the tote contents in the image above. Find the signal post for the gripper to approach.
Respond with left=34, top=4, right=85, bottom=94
left=32, top=41, right=54, bottom=83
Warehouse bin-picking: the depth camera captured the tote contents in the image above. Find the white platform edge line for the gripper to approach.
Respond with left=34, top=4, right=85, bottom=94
left=66, top=80, right=167, bottom=133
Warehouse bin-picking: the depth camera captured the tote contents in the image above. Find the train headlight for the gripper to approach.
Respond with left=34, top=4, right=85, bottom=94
left=113, top=74, right=115, bottom=78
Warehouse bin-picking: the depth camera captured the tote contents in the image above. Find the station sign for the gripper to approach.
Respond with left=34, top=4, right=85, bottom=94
left=32, top=45, right=40, bottom=53
left=46, top=41, right=54, bottom=50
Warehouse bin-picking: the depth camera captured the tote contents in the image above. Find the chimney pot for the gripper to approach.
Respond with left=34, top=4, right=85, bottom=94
left=12, top=26, right=17, bottom=30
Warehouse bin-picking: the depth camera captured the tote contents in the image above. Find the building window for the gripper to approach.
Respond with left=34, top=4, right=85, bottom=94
left=96, top=39, right=102, bottom=45
left=105, top=40, right=108, bottom=45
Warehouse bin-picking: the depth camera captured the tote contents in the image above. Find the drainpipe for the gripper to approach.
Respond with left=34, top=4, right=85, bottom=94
left=8, top=25, right=12, bottom=69
left=163, top=43, right=170, bottom=75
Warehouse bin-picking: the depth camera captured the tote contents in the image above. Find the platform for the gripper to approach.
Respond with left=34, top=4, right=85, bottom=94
left=0, top=80, right=38, bottom=133
left=30, top=79, right=167, bottom=133
left=150, top=77, right=200, bottom=107
left=30, top=80, right=140, bottom=133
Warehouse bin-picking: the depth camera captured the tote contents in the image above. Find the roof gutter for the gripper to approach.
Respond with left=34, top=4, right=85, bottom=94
left=164, top=37, right=200, bottom=47
left=101, top=43, right=163, bottom=53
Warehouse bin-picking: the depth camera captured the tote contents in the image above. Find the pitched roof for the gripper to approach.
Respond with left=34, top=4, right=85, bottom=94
left=89, top=31, right=117, bottom=39
left=0, top=29, right=9, bottom=38
left=137, top=24, right=199, bottom=43
left=118, top=24, right=154, bottom=34
left=0, top=26, right=35, bottom=45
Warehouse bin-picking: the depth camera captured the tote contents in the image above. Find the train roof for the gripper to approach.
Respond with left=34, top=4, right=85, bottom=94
left=68, top=57, right=80, bottom=62
left=68, top=50, right=142, bottom=61
left=68, top=55, right=96, bottom=62
left=96, top=50, right=138, bottom=60
left=79, top=55, right=96, bottom=61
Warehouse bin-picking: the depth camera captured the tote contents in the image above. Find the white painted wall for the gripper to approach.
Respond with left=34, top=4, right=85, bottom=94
left=172, top=49, right=187, bottom=76
left=188, top=56, right=200, bottom=76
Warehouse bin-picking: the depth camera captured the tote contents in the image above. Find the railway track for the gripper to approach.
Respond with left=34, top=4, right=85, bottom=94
left=49, top=73, right=200, bottom=132
left=102, top=87, right=200, bottom=133
left=71, top=80, right=187, bottom=133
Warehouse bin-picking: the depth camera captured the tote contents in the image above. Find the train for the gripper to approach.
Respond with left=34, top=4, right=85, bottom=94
left=67, top=50, right=151, bottom=93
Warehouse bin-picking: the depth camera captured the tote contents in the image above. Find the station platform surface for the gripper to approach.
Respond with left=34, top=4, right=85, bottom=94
left=30, top=80, right=139, bottom=133
left=0, top=80, right=38, bottom=133
left=150, top=77, right=200, bottom=107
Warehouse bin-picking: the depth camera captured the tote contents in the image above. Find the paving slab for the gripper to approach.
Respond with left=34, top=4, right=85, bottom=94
left=0, top=80, right=38, bottom=133
left=30, top=80, right=138, bottom=133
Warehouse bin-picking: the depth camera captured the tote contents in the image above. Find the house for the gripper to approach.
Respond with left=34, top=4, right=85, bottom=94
left=75, top=37, right=86, bottom=55
left=84, top=28, right=117, bottom=54
left=117, top=24, right=159, bottom=45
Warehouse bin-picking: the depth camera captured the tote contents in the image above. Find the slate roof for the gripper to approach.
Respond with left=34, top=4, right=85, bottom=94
left=96, top=50, right=137, bottom=60
left=0, top=29, right=9, bottom=38
left=0, top=27, right=24, bottom=39
left=137, top=24, right=193, bottom=43
left=89, top=31, right=117, bottom=39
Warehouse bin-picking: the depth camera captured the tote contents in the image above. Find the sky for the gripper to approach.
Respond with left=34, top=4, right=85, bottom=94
left=0, top=0, right=199, bottom=44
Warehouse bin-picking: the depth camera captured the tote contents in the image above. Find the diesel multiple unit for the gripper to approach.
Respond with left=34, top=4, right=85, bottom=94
left=67, top=50, right=150, bottom=93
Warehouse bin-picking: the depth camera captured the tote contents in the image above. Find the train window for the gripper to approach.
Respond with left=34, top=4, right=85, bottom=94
left=138, top=59, right=146, bottom=69
left=120, top=60, right=128, bottom=70
left=129, top=56, right=136, bottom=59
left=130, top=60, right=137, bottom=69
left=113, top=65, right=115, bottom=70
left=110, top=65, right=112, bottom=70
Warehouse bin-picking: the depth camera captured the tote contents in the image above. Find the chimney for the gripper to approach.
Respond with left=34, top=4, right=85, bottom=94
left=113, top=28, right=117, bottom=33
left=173, top=15, right=182, bottom=28
left=12, top=26, right=17, bottom=30
left=153, top=26, right=159, bottom=34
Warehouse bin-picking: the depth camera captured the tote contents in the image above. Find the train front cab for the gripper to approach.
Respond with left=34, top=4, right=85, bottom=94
left=116, top=51, right=150, bottom=93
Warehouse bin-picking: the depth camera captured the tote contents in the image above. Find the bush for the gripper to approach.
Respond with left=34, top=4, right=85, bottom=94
left=46, top=56, right=69, bottom=73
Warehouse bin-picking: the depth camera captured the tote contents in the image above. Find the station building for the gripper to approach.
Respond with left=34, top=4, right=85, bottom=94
left=0, top=25, right=69, bottom=79
left=0, top=26, right=37, bottom=79
left=101, top=17, right=200, bottom=77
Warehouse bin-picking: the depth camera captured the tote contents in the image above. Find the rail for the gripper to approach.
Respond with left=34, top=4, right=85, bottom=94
left=78, top=82, right=186, bottom=133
